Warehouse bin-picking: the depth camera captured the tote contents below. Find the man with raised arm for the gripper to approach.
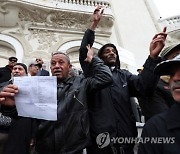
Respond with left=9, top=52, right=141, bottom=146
left=79, top=6, right=167, bottom=154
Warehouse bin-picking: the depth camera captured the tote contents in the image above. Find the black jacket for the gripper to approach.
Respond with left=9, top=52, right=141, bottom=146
left=0, top=80, right=17, bottom=133
left=138, top=78, right=175, bottom=121
left=0, top=81, right=34, bottom=154
left=35, top=57, right=112, bottom=154
left=37, top=68, right=50, bottom=76
left=0, top=65, right=12, bottom=84
left=138, top=103, right=180, bottom=154
left=79, top=29, right=161, bottom=143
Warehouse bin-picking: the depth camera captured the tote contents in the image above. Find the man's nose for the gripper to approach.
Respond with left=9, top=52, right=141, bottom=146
left=172, top=71, right=180, bottom=81
left=54, top=63, right=61, bottom=68
left=109, top=50, right=115, bottom=55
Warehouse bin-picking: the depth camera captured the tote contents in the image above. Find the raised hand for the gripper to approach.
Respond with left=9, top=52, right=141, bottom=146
left=84, top=44, right=94, bottom=62
left=149, top=27, right=167, bottom=59
left=90, top=5, right=104, bottom=31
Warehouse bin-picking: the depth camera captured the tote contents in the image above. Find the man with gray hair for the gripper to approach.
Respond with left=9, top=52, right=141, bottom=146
left=0, top=46, right=112, bottom=154
left=138, top=54, right=180, bottom=154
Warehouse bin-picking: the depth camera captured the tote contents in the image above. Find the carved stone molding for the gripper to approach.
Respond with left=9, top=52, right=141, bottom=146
left=160, top=15, right=180, bottom=40
left=27, top=29, right=59, bottom=51
left=1, top=0, right=114, bottom=35
left=18, top=8, right=113, bottom=35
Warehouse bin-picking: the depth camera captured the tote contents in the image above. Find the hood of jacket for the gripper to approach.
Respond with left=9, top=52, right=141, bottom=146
left=97, top=43, right=120, bottom=69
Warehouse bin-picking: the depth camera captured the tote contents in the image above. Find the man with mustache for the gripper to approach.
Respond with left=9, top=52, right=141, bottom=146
left=0, top=46, right=112, bottom=154
left=79, top=6, right=167, bottom=154
left=138, top=44, right=180, bottom=121
left=138, top=54, right=180, bottom=154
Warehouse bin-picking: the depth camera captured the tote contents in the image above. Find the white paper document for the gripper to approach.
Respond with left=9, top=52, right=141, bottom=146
left=14, top=76, right=57, bottom=121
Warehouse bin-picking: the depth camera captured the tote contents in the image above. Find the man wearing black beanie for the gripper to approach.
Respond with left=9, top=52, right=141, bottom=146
left=13, top=63, right=28, bottom=75
left=0, top=62, right=31, bottom=154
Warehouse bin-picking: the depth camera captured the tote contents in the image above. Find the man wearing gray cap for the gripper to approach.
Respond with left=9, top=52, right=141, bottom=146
left=138, top=54, right=180, bottom=154
left=138, top=44, right=180, bottom=121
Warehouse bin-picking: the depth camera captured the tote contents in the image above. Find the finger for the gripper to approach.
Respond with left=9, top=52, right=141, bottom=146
left=0, top=91, right=15, bottom=97
left=7, top=84, right=18, bottom=90
left=152, top=33, right=159, bottom=40
left=84, top=58, right=88, bottom=62
left=152, top=33, right=167, bottom=40
left=152, top=39, right=165, bottom=45
left=0, top=97, right=5, bottom=102
left=3, top=87, right=18, bottom=94
left=100, top=8, right=104, bottom=15
left=163, top=27, right=167, bottom=33
left=86, top=44, right=90, bottom=50
left=94, top=9, right=100, bottom=14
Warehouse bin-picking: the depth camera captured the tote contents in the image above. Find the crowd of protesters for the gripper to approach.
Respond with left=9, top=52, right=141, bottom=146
left=0, top=5, right=180, bottom=154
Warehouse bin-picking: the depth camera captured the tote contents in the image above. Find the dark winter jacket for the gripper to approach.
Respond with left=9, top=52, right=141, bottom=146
left=138, top=78, right=175, bottom=121
left=0, top=80, right=17, bottom=133
left=79, top=29, right=161, bottom=146
left=0, top=81, right=34, bottom=154
left=138, top=103, right=180, bottom=154
left=35, top=57, right=112, bottom=154
left=0, top=65, right=12, bottom=84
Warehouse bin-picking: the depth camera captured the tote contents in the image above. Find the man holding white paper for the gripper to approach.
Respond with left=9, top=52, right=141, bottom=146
left=0, top=45, right=112, bottom=154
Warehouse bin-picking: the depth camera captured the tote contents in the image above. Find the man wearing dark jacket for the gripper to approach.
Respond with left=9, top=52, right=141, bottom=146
left=138, top=44, right=180, bottom=121
left=0, top=57, right=18, bottom=84
left=0, top=46, right=112, bottom=154
left=0, top=63, right=34, bottom=154
left=35, top=58, right=50, bottom=76
left=138, top=54, right=180, bottom=154
left=79, top=6, right=167, bottom=154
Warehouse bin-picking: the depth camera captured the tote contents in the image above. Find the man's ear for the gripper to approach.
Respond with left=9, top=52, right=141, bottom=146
left=69, top=64, right=72, bottom=69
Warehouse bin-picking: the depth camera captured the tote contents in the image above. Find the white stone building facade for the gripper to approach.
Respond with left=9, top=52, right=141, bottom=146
left=0, top=0, right=179, bottom=73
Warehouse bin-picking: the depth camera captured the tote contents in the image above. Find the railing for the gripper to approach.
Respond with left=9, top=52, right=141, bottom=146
left=56, top=0, right=111, bottom=7
left=6, top=0, right=112, bottom=15
left=10, top=0, right=111, bottom=8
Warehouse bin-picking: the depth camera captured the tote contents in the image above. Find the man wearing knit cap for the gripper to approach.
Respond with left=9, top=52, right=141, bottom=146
left=0, top=63, right=28, bottom=125
left=0, top=63, right=33, bottom=154
left=138, top=54, right=180, bottom=154
left=138, top=43, right=180, bottom=121
left=79, top=6, right=167, bottom=154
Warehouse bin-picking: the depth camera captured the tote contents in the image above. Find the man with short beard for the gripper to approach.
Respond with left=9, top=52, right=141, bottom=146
left=79, top=6, right=167, bottom=154
left=138, top=54, right=180, bottom=154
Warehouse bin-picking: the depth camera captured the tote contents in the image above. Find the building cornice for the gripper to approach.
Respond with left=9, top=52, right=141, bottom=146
left=160, top=15, right=180, bottom=39
left=0, top=0, right=114, bottom=36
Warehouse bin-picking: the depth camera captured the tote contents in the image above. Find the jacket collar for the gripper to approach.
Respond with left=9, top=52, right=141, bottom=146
left=57, top=77, right=74, bottom=87
left=165, top=103, right=180, bottom=130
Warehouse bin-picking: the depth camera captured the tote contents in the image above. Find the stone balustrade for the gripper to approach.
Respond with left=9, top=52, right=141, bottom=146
left=0, top=0, right=114, bottom=34
left=56, top=0, right=111, bottom=8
